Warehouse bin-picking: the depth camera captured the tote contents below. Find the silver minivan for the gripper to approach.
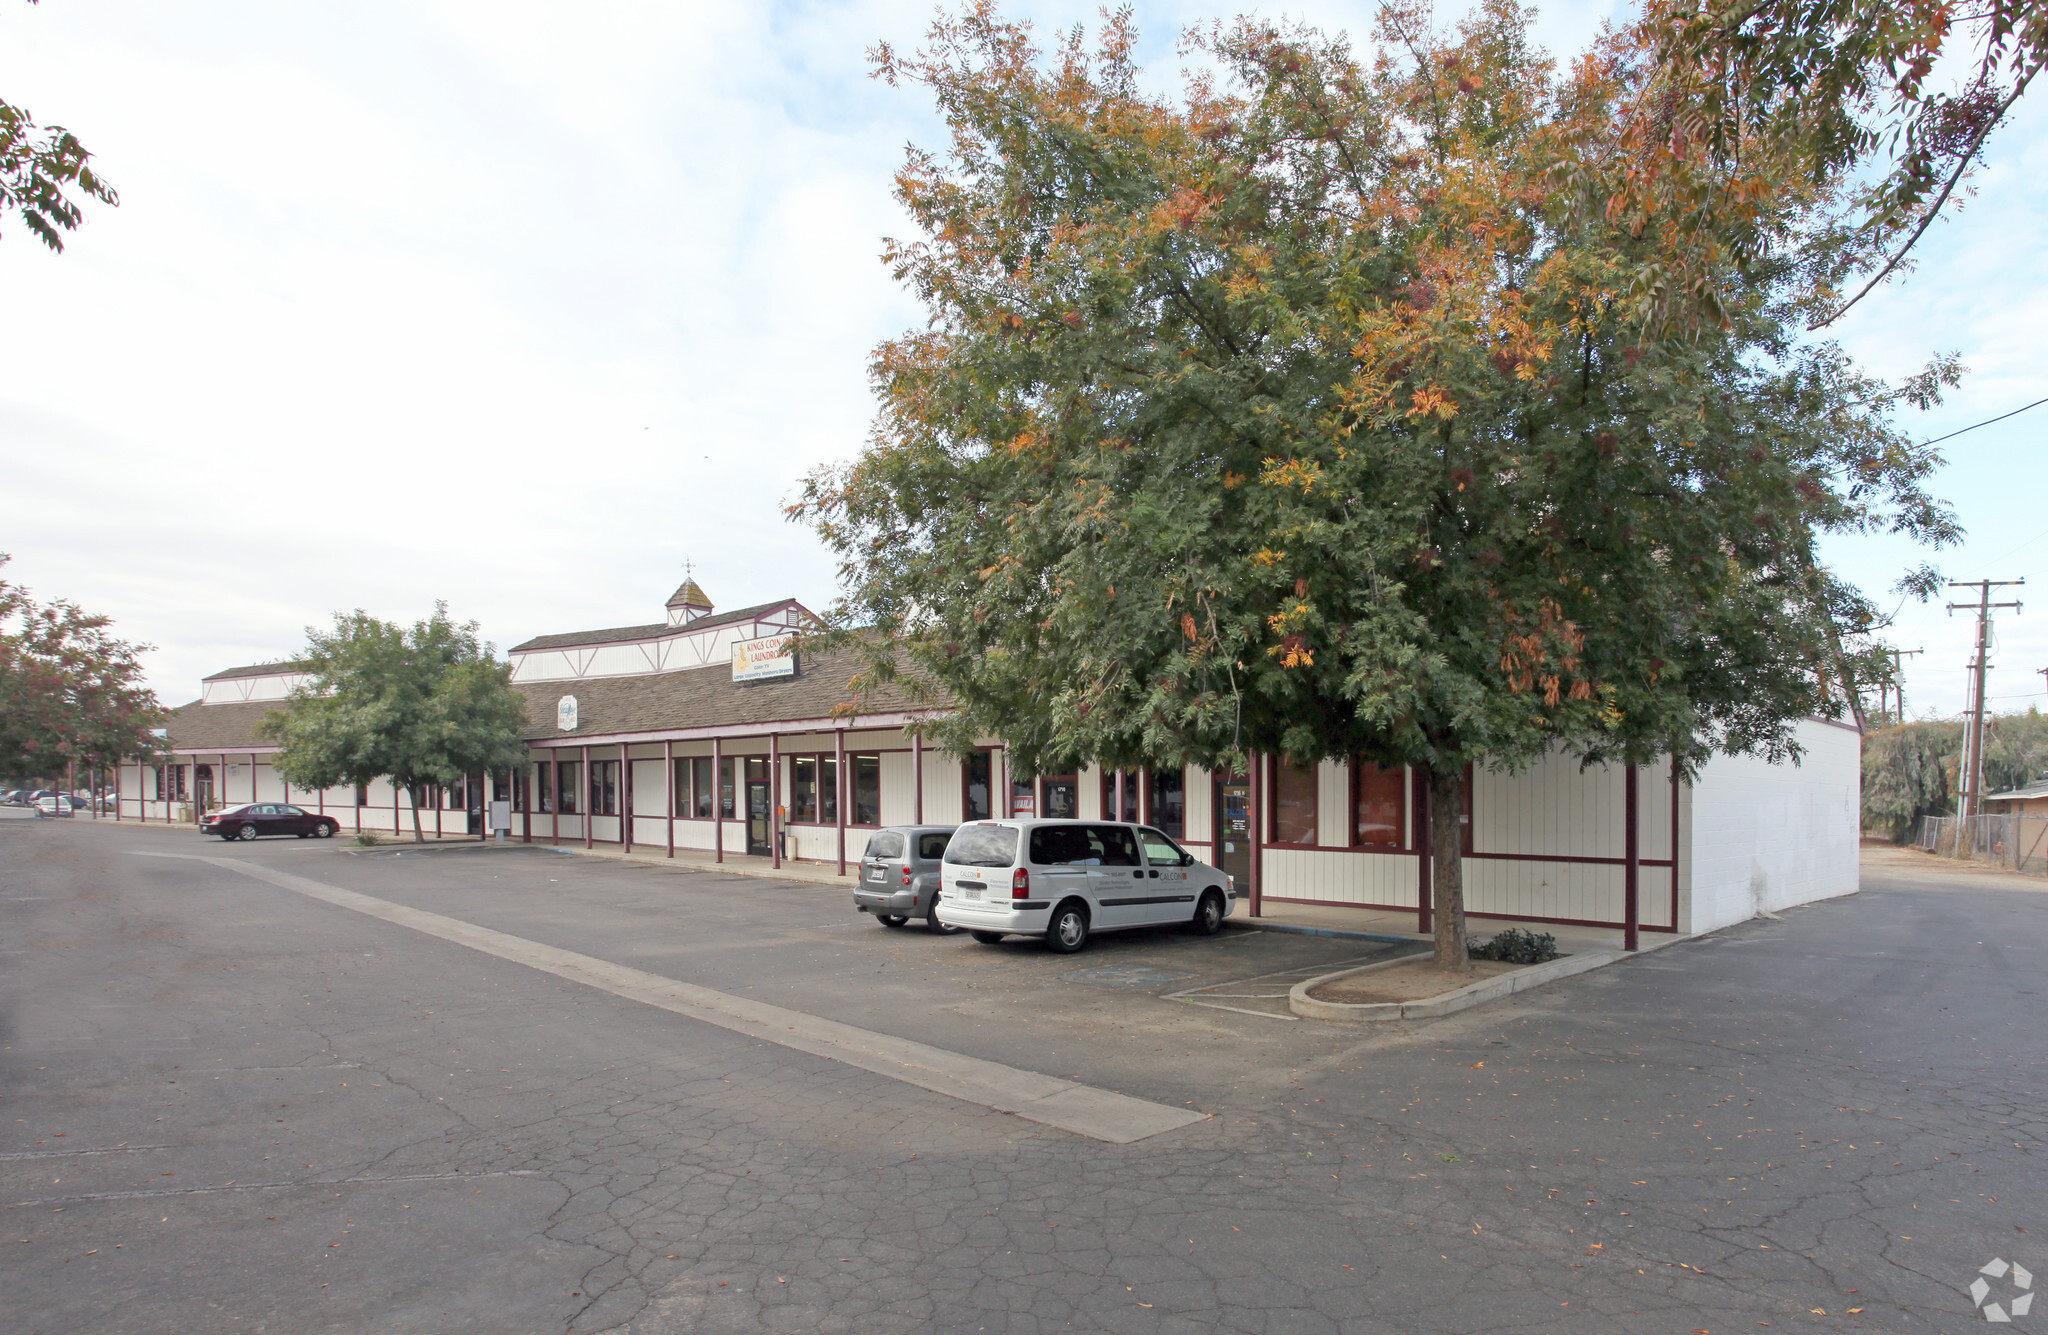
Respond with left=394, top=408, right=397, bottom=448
left=852, top=825, right=961, bottom=933
left=934, top=819, right=1234, bottom=952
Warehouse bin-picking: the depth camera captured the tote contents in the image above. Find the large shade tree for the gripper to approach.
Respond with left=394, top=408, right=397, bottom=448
left=795, top=1, right=1959, bottom=966
left=261, top=606, right=530, bottom=842
left=2, top=2, right=118, bottom=252
left=0, top=555, right=163, bottom=784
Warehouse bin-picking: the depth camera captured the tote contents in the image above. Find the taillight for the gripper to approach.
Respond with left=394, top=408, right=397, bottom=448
left=902, top=866, right=912, bottom=886
left=1012, top=868, right=1029, bottom=899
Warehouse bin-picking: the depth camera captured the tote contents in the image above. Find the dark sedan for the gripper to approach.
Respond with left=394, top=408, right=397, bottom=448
left=203, top=803, right=340, bottom=841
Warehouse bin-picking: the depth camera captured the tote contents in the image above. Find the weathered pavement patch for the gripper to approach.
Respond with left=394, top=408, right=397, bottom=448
left=137, top=851, right=1207, bottom=1145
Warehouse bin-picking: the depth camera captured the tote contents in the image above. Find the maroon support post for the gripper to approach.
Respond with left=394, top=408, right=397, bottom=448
left=713, top=737, right=724, bottom=864
left=1247, top=755, right=1263, bottom=917
left=622, top=745, right=634, bottom=853
left=834, top=727, right=847, bottom=877
left=769, top=732, right=781, bottom=869
left=1623, top=763, right=1640, bottom=952
left=911, top=731, right=923, bottom=825
left=664, top=739, right=675, bottom=859
left=582, top=744, right=593, bottom=851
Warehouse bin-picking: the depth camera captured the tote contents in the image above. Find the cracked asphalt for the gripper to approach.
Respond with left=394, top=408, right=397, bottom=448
left=4, top=818, right=2043, bottom=1334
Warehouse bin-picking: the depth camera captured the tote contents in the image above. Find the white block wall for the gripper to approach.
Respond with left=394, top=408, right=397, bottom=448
left=1684, top=718, right=1861, bottom=933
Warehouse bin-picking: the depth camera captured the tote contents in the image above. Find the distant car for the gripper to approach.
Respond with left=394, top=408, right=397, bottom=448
left=852, top=825, right=961, bottom=933
left=202, top=803, right=340, bottom=841
left=935, top=818, right=1234, bottom=953
left=34, top=796, right=74, bottom=818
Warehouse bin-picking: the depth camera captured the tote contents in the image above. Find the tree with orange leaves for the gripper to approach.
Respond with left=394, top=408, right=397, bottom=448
left=794, top=1, right=1959, bottom=967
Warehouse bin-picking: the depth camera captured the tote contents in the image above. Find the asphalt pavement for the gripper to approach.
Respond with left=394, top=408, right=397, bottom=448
left=4, top=817, right=2043, bottom=1334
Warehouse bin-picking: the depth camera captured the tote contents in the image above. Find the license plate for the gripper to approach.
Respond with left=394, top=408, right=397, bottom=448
left=963, top=887, right=982, bottom=901
left=867, top=870, right=884, bottom=882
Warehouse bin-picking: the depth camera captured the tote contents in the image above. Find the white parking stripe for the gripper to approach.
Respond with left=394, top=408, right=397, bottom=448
left=133, top=853, right=1208, bottom=1145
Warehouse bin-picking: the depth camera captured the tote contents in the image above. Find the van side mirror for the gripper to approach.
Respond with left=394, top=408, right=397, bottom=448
left=1181, top=852, right=1194, bottom=867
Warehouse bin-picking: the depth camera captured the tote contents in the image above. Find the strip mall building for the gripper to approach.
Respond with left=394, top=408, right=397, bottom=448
left=118, top=581, right=1861, bottom=942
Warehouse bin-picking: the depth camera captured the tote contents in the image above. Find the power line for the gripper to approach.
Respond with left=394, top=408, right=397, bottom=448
left=1919, top=395, right=2048, bottom=449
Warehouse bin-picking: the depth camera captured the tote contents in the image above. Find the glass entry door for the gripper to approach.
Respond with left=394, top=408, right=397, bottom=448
left=745, top=757, right=771, bottom=856
left=1214, top=774, right=1250, bottom=890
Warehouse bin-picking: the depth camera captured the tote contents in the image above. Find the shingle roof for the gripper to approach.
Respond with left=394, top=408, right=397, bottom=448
left=516, top=644, right=933, bottom=741
left=507, top=599, right=807, bottom=654
left=201, top=661, right=308, bottom=682
left=164, top=699, right=284, bottom=751
left=1987, top=777, right=2048, bottom=801
left=665, top=579, right=713, bottom=610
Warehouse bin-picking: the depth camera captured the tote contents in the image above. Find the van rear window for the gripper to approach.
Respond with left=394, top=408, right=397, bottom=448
left=943, top=825, right=1018, bottom=867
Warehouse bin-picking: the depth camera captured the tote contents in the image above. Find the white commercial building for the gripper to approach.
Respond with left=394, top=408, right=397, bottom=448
left=116, top=581, right=1860, bottom=943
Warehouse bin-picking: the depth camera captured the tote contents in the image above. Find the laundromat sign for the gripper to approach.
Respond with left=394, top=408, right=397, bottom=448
left=732, top=634, right=797, bottom=683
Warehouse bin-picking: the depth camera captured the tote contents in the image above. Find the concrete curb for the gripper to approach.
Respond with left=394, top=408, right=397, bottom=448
left=1288, top=949, right=1623, bottom=1022
left=1236, top=919, right=1419, bottom=945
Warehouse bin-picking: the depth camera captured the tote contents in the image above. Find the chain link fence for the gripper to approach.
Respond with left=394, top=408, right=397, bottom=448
left=1918, top=813, right=2048, bottom=875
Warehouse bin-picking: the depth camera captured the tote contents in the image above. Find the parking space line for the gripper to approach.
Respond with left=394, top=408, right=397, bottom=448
left=131, top=853, right=1208, bottom=1145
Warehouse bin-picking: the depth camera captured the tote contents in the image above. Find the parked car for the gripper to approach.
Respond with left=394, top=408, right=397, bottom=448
left=34, top=796, right=75, bottom=818
left=852, top=825, right=960, bottom=933
left=934, top=819, right=1234, bottom=953
left=202, top=803, right=341, bottom=841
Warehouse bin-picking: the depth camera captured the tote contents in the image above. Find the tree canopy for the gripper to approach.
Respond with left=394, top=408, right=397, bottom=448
left=0, top=555, right=163, bottom=781
left=260, top=606, right=530, bottom=842
left=795, top=0, right=1960, bottom=964
left=1640, top=0, right=2046, bottom=326
left=1863, top=711, right=2048, bottom=842
left=1, top=3, right=117, bottom=252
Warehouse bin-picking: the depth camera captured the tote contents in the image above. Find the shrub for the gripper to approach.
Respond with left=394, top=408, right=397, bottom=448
left=353, top=831, right=381, bottom=847
left=1469, top=928, right=1559, bottom=964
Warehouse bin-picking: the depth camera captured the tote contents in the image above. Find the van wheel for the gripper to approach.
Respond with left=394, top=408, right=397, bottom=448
left=1046, top=902, right=1090, bottom=954
left=970, top=930, right=1005, bottom=945
left=877, top=914, right=909, bottom=928
left=1191, top=890, right=1225, bottom=936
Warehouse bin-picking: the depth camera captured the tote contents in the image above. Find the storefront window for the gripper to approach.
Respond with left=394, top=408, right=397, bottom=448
left=691, top=757, right=714, bottom=818
left=1099, top=770, right=1139, bottom=822
left=1272, top=759, right=1317, bottom=845
left=1011, top=777, right=1037, bottom=817
left=1042, top=774, right=1078, bottom=819
left=819, top=756, right=838, bottom=823
left=965, top=750, right=992, bottom=820
left=1148, top=769, right=1185, bottom=838
left=590, top=761, right=619, bottom=816
left=1353, top=761, right=1404, bottom=848
left=534, top=763, right=552, bottom=813
left=720, top=758, right=736, bottom=819
left=556, top=761, right=580, bottom=815
left=853, top=755, right=880, bottom=825
left=792, top=757, right=818, bottom=823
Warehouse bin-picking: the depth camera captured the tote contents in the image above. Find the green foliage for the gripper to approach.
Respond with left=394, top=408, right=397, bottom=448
left=1861, top=711, right=2048, bottom=842
left=798, top=2, right=1957, bottom=964
left=1, top=5, right=118, bottom=252
left=1641, top=0, right=2046, bottom=326
left=260, top=604, right=529, bottom=842
left=353, top=830, right=382, bottom=847
left=1468, top=927, right=1559, bottom=963
left=0, top=554, right=164, bottom=779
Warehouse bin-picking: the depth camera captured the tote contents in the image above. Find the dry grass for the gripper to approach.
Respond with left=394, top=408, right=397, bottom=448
left=1308, top=957, right=1524, bottom=1004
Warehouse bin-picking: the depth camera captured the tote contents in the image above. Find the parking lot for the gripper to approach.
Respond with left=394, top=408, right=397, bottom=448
left=9, top=817, right=2048, bottom=1334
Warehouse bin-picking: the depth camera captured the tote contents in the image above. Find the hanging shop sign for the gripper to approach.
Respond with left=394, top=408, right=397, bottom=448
left=556, top=695, right=579, bottom=731
left=733, top=634, right=797, bottom=683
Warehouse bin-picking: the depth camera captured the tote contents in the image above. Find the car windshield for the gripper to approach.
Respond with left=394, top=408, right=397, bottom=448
left=942, top=825, right=1018, bottom=867
left=866, top=831, right=904, bottom=860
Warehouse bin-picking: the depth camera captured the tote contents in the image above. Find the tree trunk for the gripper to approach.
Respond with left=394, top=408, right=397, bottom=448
left=409, top=783, right=424, bottom=843
left=1428, top=766, right=1470, bottom=970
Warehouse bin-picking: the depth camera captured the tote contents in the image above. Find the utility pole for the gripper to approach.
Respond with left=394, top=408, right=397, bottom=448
left=1947, top=579, right=2024, bottom=819
left=1881, top=647, right=1923, bottom=724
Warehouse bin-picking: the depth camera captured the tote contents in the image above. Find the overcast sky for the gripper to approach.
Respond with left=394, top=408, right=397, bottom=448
left=1, top=0, right=2041, bottom=721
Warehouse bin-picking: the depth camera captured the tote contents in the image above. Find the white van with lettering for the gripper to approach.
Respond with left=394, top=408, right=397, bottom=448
left=934, top=819, right=1234, bottom=953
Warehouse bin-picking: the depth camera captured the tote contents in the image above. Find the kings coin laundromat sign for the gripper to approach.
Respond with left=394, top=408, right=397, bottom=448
left=556, top=695, right=578, bottom=731
left=732, top=634, right=796, bottom=683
